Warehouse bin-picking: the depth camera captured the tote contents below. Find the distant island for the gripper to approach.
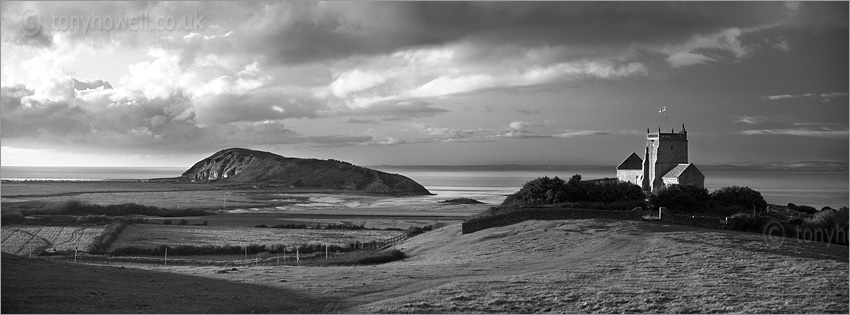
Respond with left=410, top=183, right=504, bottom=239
left=180, top=148, right=431, bottom=195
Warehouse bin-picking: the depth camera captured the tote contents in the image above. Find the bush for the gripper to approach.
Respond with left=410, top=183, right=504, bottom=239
left=796, top=205, right=818, bottom=215
left=43, top=200, right=209, bottom=217
left=710, top=204, right=749, bottom=217
left=726, top=213, right=771, bottom=233
left=509, top=175, right=644, bottom=206
left=309, top=249, right=406, bottom=266
left=270, top=224, right=309, bottom=229
left=177, top=219, right=188, bottom=225
left=0, top=213, right=25, bottom=225
left=513, top=176, right=568, bottom=205
left=805, top=208, right=850, bottom=230
left=162, top=220, right=172, bottom=225
left=88, top=221, right=128, bottom=253
left=650, top=185, right=711, bottom=213
left=406, top=226, right=423, bottom=236
left=710, top=186, right=767, bottom=214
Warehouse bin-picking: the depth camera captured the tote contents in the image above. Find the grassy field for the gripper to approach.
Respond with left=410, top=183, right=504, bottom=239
left=1, top=253, right=337, bottom=314
left=110, top=224, right=405, bottom=250
left=1, top=225, right=103, bottom=255
left=4, top=219, right=846, bottom=313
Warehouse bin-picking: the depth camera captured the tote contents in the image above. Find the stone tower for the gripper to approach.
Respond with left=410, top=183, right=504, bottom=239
left=642, top=125, right=688, bottom=191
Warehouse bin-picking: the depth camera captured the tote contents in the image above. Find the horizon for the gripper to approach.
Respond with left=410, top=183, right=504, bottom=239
left=1, top=2, right=848, bottom=168
left=2, top=159, right=847, bottom=171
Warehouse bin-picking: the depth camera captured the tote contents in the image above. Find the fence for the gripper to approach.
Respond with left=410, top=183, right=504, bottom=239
left=461, top=207, right=643, bottom=234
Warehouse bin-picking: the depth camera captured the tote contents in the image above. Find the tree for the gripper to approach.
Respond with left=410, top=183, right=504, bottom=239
left=650, top=185, right=711, bottom=213
left=515, top=176, right=567, bottom=205
left=710, top=186, right=767, bottom=215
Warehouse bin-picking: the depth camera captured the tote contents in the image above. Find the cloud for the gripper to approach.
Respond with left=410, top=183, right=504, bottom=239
left=655, top=27, right=760, bottom=68
left=364, top=136, right=407, bottom=146
left=516, top=109, right=540, bottom=115
left=734, top=116, right=768, bottom=124
left=762, top=92, right=849, bottom=102
left=3, top=1, right=846, bottom=157
left=329, top=69, right=387, bottom=98
left=764, top=94, right=794, bottom=100
left=666, top=52, right=716, bottom=68
left=351, top=101, right=449, bottom=121
left=345, top=118, right=379, bottom=124
left=553, top=130, right=609, bottom=138
left=407, top=122, right=484, bottom=143
left=72, top=79, right=112, bottom=91
left=0, top=84, right=391, bottom=154
left=310, top=135, right=407, bottom=148
left=736, top=128, right=848, bottom=139
left=495, top=121, right=610, bottom=139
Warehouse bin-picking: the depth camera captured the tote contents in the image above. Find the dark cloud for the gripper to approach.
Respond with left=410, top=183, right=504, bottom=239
left=235, top=1, right=817, bottom=65
left=345, top=118, right=379, bottom=124
left=516, top=109, right=540, bottom=115
left=73, top=79, right=112, bottom=91
left=350, top=101, right=449, bottom=121
left=5, top=1, right=845, bottom=66
left=0, top=84, right=379, bottom=154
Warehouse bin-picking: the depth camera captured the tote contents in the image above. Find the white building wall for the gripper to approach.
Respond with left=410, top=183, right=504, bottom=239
left=617, top=169, right=643, bottom=186
left=662, top=177, right=679, bottom=187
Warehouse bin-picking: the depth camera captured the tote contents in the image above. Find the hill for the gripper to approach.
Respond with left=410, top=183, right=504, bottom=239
left=180, top=148, right=431, bottom=195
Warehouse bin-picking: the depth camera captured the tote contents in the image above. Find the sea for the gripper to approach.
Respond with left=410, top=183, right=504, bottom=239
left=1, top=166, right=848, bottom=209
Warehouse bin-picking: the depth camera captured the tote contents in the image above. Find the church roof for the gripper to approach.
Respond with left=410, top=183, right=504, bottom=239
left=662, top=163, right=703, bottom=179
left=617, top=152, right=643, bottom=170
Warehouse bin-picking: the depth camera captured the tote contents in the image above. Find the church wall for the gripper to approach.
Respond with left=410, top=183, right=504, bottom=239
left=677, top=168, right=705, bottom=188
left=617, top=169, right=643, bottom=186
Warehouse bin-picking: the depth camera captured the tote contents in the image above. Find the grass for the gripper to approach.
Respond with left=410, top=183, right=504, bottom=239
left=1, top=225, right=103, bottom=255
left=1, top=252, right=339, bottom=313
left=304, top=249, right=406, bottom=266
left=24, top=200, right=210, bottom=217
left=110, top=224, right=405, bottom=250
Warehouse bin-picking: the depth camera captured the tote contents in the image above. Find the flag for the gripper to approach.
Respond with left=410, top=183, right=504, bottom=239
left=658, top=106, right=667, bottom=113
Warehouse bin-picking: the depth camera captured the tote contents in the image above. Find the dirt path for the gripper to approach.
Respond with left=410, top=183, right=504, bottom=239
left=122, top=219, right=847, bottom=313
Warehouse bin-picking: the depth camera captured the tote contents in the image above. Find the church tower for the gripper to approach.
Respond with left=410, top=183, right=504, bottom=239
left=642, top=124, right=688, bottom=191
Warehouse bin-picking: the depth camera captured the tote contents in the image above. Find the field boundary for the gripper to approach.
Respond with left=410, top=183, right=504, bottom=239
left=461, top=207, right=643, bottom=234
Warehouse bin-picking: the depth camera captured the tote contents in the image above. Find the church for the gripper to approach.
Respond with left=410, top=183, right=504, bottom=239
left=617, top=124, right=704, bottom=192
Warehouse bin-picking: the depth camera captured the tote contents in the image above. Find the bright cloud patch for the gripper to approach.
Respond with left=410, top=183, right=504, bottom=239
left=762, top=92, right=849, bottom=102
left=736, top=128, right=849, bottom=139
left=666, top=52, right=716, bottom=68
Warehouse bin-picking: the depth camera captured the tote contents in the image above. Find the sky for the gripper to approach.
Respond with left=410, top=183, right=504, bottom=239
left=0, top=1, right=847, bottom=167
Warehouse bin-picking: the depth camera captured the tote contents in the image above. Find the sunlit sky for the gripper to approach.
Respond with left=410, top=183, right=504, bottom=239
left=1, top=1, right=847, bottom=167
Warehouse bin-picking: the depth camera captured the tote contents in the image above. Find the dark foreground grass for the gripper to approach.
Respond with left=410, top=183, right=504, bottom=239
left=0, top=253, right=340, bottom=314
